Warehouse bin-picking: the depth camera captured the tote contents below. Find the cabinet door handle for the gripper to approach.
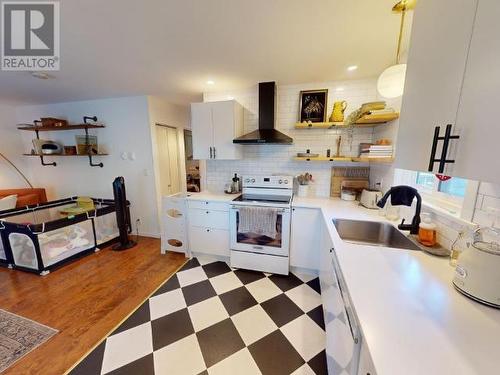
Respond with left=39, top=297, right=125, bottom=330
left=428, top=125, right=460, bottom=173
left=438, top=124, right=459, bottom=173
left=209, top=147, right=213, bottom=159
left=428, top=126, right=440, bottom=172
left=213, top=147, right=216, bottom=159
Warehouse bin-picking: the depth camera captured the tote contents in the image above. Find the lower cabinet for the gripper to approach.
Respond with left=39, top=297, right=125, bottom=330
left=188, top=226, right=229, bottom=257
left=319, top=219, right=362, bottom=375
left=358, top=341, right=377, bottom=375
left=187, top=200, right=230, bottom=257
left=290, top=207, right=321, bottom=270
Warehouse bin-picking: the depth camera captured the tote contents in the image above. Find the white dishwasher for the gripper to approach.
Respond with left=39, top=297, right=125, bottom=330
left=320, top=245, right=362, bottom=374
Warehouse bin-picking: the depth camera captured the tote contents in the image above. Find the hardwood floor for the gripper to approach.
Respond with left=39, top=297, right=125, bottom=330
left=0, top=236, right=186, bottom=375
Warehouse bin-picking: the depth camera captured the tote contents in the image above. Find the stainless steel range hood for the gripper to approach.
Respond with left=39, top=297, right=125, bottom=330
left=233, top=82, right=293, bottom=145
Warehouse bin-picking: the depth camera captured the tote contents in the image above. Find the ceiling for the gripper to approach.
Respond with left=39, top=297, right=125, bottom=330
left=0, top=0, right=410, bottom=105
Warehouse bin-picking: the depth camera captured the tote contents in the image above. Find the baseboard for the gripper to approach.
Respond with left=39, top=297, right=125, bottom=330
left=137, top=232, right=161, bottom=239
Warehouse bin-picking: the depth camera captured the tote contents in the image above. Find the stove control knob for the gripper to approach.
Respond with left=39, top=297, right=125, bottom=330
left=245, top=178, right=250, bottom=183
left=284, top=179, right=289, bottom=184
left=251, top=179, right=255, bottom=183
left=279, top=179, right=283, bottom=184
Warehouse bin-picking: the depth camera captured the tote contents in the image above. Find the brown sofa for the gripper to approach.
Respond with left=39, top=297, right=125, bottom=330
left=0, top=188, right=47, bottom=208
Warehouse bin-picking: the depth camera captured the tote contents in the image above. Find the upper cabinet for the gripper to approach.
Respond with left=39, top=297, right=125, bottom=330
left=451, top=0, right=500, bottom=184
left=396, top=0, right=478, bottom=175
left=191, top=100, right=244, bottom=160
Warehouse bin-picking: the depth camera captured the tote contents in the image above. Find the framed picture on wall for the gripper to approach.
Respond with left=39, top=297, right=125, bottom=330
left=299, top=89, right=328, bottom=123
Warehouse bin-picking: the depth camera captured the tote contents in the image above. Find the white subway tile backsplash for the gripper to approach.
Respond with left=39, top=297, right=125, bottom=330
left=203, top=79, right=378, bottom=195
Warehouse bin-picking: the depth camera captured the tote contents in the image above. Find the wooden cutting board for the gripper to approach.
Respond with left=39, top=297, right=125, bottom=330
left=330, top=167, right=370, bottom=197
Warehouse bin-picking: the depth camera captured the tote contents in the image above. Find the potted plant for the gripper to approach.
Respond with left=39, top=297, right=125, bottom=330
left=297, top=173, right=313, bottom=197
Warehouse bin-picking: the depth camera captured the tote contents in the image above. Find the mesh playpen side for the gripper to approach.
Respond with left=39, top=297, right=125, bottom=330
left=0, top=197, right=128, bottom=275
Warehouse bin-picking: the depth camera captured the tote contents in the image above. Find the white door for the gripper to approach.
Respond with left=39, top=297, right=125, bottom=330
left=396, top=0, right=478, bottom=173
left=451, top=0, right=500, bottom=185
left=156, top=125, right=181, bottom=196
left=191, top=102, right=213, bottom=160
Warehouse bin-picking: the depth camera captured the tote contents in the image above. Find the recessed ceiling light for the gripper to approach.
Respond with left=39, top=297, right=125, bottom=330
left=347, top=65, right=358, bottom=72
left=335, top=87, right=345, bottom=92
left=30, top=71, right=54, bottom=80
left=206, top=80, right=215, bottom=85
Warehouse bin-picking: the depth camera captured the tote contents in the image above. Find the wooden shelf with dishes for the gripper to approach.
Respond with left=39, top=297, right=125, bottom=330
left=17, top=124, right=105, bottom=132
left=294, top=156, right=394, bottom=164
left=18, top=116, right=107, bottom=168
left=23, top=153, right=109, bottom=157
left=294, top=112, right=400, bottom=129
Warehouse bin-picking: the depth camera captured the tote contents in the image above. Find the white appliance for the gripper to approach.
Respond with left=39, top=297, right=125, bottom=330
left=453, top=227, right=500, bottom=308
left=230, top=175, right=293, bottom=275
left=359, top=189, right=383, bottom=209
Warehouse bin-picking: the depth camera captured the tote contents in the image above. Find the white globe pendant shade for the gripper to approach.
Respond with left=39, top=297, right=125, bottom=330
left=377, top=63, right=407, bottom=98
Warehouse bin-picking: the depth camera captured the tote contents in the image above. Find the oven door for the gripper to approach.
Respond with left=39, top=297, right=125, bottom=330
left=230, top=205, right=290, bottom=257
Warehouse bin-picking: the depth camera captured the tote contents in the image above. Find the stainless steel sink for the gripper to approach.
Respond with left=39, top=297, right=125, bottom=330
left=333, top=219, right=421, bottom=251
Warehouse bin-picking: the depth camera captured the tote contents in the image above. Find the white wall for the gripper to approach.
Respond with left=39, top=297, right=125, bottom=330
left=0, top=102, right=32, bottom=189
left=203, top=79, right=380, bottom=196
left=147, top=96, right=190, bottom=220
left=16, top=96, right=161, bottom=236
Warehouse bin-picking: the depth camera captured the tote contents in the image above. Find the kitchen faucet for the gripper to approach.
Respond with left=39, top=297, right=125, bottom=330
left=377, top=185, right=422, bottom=235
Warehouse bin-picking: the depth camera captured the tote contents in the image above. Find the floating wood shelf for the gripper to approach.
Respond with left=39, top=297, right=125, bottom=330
left=294, top=156, right=394, bottom=164
left=294, top=113, right=399, bottom=129
left=18, top=116, right=106, bottom=167
left=23, top=153, right=109, bottom=157
left=17, top=124, right=105, bottom=131
left=352, top=157, right=395, bottom=163
left=294, top=156, right=352, bottom=162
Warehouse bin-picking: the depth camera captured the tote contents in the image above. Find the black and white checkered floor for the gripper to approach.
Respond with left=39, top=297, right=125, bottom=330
left=70, top=257, right=327, bottom=375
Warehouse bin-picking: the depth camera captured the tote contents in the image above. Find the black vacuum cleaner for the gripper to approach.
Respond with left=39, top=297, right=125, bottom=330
left=112, top=176, right=137, bottom=251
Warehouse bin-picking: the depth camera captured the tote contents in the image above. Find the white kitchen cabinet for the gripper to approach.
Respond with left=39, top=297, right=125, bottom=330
left=188, top=226, right=229, bottom=257
left=187, top=199, right=230, bottom=257
left=358, top=341, right=377, bottom=375
left=191, top=100, right=244, bottom=160
left=450, top=0, right=500, bottom=184
left=290, top=207, right=320, bottom=270
left=188, top=209, right=229, bottom=231
left=319, top=220, right=361, bottom=375
left=396, top=0, right=477, bottom=174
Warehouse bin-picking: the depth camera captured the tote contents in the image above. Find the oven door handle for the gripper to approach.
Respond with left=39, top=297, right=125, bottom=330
left=230, top=206, right=288, bottom=213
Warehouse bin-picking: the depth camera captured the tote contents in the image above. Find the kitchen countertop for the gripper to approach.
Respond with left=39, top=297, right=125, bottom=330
left=293, top=196, right=500, bottom=375
left=185, top=192, right=240, bottom=202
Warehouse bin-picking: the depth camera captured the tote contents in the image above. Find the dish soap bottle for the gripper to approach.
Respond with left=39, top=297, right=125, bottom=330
left=418, top=213, right=437, bottom=247
left=450, top=228, right=469, bottom=267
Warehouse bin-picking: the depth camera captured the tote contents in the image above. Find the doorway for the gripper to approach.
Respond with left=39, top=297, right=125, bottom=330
left=156, top=124, right=181, bottom=196
left=184, top=129, right=200, bottom=192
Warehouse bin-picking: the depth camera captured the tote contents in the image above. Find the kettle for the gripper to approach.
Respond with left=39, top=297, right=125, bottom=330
left=453, top=226, right=500, bottom=308
left=329, top=101, right=348, bottom=122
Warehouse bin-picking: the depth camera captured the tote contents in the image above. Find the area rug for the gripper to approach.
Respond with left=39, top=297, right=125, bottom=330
left=0, top=309, right=58, bottom=373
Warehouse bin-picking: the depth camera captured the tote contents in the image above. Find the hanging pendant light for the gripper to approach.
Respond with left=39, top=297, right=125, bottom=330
left=377, top=0, right=416, bottom=98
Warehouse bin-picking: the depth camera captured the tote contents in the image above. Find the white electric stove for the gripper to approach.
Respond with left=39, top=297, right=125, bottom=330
left=229, top=175, right=293, bottom=275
